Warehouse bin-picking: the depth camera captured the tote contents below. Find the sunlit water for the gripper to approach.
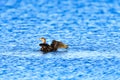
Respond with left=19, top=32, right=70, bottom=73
left=0, top=0, right=120, bottom=80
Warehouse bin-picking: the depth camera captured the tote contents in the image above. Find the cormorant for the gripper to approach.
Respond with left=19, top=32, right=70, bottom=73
left=39, top=37, right=68, bottom=53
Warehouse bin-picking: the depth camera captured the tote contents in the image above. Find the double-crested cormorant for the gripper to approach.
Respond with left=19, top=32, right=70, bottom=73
left=39, top=37, right=68, bottom=53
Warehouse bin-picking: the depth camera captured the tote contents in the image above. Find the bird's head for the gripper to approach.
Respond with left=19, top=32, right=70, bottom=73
left=40, top=37, right=46, bottom=43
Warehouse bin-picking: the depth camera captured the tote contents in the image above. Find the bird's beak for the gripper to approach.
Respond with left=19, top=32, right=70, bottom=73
left=39, top=38, right=42, bottom=41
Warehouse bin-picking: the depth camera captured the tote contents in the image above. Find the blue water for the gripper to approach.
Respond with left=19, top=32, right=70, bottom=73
left=0, top=0, right=120, bottom=80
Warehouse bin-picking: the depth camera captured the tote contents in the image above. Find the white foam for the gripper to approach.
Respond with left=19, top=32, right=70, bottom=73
left=44, top=51, right=120, bottom=59
left=0, top=50, right=120, bottom=59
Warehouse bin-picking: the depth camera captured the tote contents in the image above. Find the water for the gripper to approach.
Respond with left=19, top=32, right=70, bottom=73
left=0, top=0, right=120, bottom=80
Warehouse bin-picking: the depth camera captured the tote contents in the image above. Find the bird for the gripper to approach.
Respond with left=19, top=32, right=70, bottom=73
left=39, top=37, right=68, bottom=53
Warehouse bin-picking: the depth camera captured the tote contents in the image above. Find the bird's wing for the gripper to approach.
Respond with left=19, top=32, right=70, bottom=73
left=50, top=40, right=59, bottom=51
left=51, top=40, right=68, bottom=49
